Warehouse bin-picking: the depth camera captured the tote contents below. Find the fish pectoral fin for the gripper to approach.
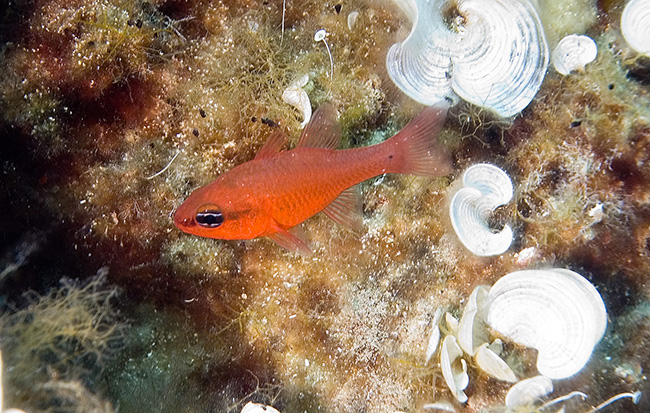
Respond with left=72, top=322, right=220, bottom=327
left=296, top=104, right=341, bottom=150
left=268, top=225, right=312, bottom=255
left=323, top=185, right=364, bottom=231
left=255, top=130, right=288, bottom=160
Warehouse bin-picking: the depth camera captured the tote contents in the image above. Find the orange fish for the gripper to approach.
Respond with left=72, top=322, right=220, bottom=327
left=174, top=103, right=451, bottom=253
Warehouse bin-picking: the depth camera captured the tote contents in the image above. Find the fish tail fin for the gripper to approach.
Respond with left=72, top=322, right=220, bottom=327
left=387, top=102, right=452, bottom=177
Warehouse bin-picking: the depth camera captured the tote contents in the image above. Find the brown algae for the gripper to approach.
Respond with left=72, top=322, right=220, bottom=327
left=0, top=0, right=648, bottom=412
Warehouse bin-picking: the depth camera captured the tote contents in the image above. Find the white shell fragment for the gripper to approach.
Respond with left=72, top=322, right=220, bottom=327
left=457, top=286, right=490, bottom=356
left=621, top=0, right=650, bottom=55
left=552, top=34, right=598, bottom=75
left=387, top=0, right=549, bottom=117
left=450, top=164, right=514, bottom=256
left=282, top=74, right=311, bottom=128
left=426, top=308, right=444, bottom=363
left=241, top=401, right=281, bottom=413
left=347, top=11, right=360, bottom=30
left=440, top=335, right=469, bottom=403
left=475, top=343, right=517, bottom=382
left=505, top=375, right=553, bottom=408
left=486, top=269, right=607, bottom=379
left=445, top=312, right=459, bottom=336
left=423, top=401, right=456, bottom=411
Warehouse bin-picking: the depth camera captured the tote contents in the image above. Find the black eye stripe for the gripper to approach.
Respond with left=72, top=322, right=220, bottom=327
left=195, top=210, right=224, bottom=228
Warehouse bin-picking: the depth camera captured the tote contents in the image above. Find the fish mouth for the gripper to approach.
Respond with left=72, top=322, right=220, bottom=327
left=180, top=217, right=196, bottom=227
left=173, top=210, right=196, bottom=229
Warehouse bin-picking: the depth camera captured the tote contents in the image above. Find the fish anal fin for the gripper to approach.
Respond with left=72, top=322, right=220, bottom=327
left=297, top=103, right=341, bottom=150
left=255, top=130, right=287, bottom=160
left=323, top=185, right=363, bottom=231
left=268, top=225, right=312, bottom=255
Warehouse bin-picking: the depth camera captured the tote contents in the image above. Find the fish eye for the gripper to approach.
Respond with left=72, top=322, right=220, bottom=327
left=195, top=204, right=224, bottom=228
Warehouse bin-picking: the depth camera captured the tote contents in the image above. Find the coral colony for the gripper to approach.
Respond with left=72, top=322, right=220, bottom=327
left=0, top=0, right=649, bottom=412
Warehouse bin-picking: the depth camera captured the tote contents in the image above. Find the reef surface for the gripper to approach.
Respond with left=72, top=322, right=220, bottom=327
left=0, top=0, right=648, bottom=412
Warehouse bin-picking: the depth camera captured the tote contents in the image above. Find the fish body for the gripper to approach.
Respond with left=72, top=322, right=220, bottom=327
left=174, top=103, right=450, bottom=253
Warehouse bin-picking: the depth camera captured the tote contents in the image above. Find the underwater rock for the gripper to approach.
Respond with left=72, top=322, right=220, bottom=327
left=386, top=0, right=549, bottom=116
left=2, top=0, right=650, bottom=411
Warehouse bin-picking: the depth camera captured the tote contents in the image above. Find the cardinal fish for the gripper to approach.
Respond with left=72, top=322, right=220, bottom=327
left=174, top=103, right=451, bottom=253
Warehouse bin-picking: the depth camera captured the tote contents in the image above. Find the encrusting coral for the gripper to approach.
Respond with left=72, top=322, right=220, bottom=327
left=0, top=0, right=649, bottom=412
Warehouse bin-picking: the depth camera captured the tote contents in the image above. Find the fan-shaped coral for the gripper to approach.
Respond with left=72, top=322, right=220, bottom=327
left=486, top=269, right=607, bottom=379
left=386, top=0, right=549, bottom=116
left=552, top=34, right=598, bottom=75
left=449, top=163, right=514, bottom=256
left=621, top=0, right=650, bottom=55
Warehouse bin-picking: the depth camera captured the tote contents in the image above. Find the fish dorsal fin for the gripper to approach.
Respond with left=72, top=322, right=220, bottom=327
left=255, top=130, right=287, bottom=160
left=297, top=103, right=341, bottom=149
left=323, top=185, right=363, bottom=231
left=268, top=225, right=312, bottom=255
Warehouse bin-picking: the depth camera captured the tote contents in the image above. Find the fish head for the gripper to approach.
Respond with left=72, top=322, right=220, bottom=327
left=173, top=181, right=264, bottom=240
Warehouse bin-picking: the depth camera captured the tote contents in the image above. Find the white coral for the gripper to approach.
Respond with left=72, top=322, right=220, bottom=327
left=282, top=74, right=311, bottom=128
left=387, top=0, right=549, bottom=117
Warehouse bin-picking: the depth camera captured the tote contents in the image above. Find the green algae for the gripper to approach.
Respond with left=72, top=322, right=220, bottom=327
left=105, top=305, right=229, bottom=412
left=104, top=303, right=325, bottom=413
left=0, top=270, right=123, bottom=411
left=0, top=0, right=649, bottom=411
